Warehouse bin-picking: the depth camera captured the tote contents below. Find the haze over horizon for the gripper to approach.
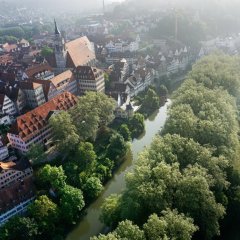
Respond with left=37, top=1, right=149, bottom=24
left=3, top=0, right=126, bottom=12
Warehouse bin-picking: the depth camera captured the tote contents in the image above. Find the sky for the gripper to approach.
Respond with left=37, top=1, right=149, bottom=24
left=6, top=0, right=126, bottom=11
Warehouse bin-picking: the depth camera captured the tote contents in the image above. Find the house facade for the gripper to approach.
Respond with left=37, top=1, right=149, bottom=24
left=0, top=177, right=35, bottom=226
left=0, top=159, right=33, bottom=189
left=19, top=82, right=46, bottom=109
left=75, top=66, right=105, bottom=93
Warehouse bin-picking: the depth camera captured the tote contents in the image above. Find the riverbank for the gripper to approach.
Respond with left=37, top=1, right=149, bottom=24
left=66, top=99, right=171, bottom=240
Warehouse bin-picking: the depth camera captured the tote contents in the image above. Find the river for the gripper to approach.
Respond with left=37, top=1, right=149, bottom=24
left=66, top=99, right=172, bottom=240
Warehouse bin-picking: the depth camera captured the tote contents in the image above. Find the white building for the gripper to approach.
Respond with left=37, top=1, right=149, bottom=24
left=0, top=94, right=17, bottom=116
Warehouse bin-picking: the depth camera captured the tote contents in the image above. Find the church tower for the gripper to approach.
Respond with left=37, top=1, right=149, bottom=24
left=54, top=19, right=67, bottom=72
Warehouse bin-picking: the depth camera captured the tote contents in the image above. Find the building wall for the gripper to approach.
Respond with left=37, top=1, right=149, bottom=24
left=2, top=96, right=17, bottom=116
left=16, top=89, right=26, bottom=114
left=0, top=147, right=9, bottom=161
left=0, top=115, right=11, bottom=125
left=8, top=125, right=52, bottom=154
left=78, top=74, right=105, bottom=93
left=0, top=197, right=35, bottom=226
left=48, top=81, right=78, bottom=100
left=23, top=86, right=46, bottom=109
left=0, top=168, right=33, bottom=189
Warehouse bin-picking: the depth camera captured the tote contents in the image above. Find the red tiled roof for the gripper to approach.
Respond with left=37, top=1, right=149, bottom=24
left=0, top=177, right=35, bottom=214
left=9, top=92, right=78, bottom=142
left=0, top=54, right=14, bottom=65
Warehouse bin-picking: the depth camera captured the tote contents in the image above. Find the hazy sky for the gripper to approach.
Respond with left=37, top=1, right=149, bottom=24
left=6, top=0, right=126, bottom=11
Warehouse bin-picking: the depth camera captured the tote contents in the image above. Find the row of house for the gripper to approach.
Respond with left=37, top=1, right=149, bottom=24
left=105, top=35, right=140, bottom=53
left=0, top=65, right=104, bottom=122
left=0, top=21, right=106, bottom=225
left=0, top=158, right=34, bottom=225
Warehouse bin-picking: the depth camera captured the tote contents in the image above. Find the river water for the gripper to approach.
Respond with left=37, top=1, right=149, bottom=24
left=66, top=99, right=171, bottom=240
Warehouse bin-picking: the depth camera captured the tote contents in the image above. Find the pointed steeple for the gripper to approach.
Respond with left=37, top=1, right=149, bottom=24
left=54, top=19, right=60, bottom=35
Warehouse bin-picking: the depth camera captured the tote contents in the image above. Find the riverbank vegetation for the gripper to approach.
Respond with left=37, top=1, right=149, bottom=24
left=0, top=92, right=146, bottom=240
left=134, top=86, right=168, bottom=118
left=93, top=53, right=240, bottom=240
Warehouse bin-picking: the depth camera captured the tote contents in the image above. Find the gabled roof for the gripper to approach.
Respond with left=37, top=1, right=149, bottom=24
left=65, top=36, right=95, bottom=68
left=51, top=70, right=74, bottom=87
left=25, top=63, right=53, bottom=79
left=19, top=39, right=29, bottom=45
left=0, top=84, right=22, bottom=102
left=19, top=81, right=42, bottom=90
left=75, top=66, right=102, bottom=81
left=8, top=92, right=77, bottom=142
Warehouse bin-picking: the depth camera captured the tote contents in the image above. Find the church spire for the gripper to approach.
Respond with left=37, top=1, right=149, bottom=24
left=54, top=19, right=60, bottom=35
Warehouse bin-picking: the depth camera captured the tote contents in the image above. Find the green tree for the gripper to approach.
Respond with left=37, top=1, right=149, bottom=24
left=147, top=134, right=229, bottom=193
left=75, top=142, right=97, bottom=172
left=41, top=46, right=54, bottom=57
left=0, top=35, right=18, bottom=44
left=59, top=185, right=85, bottom=223
left=143, top=209, right=198, bottom=240
left=106, top=133, right=127, bottom=161
left=91, top=233, right=120, bottom=240
left=189, top=53, right=240, bottom=98
left=118, top=124, right=131, bottom=141
left=175, top=166, right=225, bottom=240
left=157, top=84, right=168, bottom=96
left=37, top=164, right=67, bottom=191
left=95, top=157, right=114, bottom=181
left=28, top=195, right=59, bottom=233
left=128, top=113, right=145, bottom=138
left=0, top=27, right=25, bottom=38
left=71, top=92, right=116, bottom=140
left=0, top=216, right=38, bottom=240
left=141, top=88, right=160, bottom=114
left=163, top=79, right=239, bottom=157
left=114, top=220, right=145, bottom=240
left=100, top=194, right=122, bottom=228
left=83, top=177, right=103, bottom=201
left=63, top=161, right=80, bottom=187
left=27, top=143, right=46, bottom=165
left=49, top=111, right=79, bottom=154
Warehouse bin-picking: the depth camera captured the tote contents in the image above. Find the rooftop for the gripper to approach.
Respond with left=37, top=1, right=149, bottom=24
left=8, top=92, right=78, bottom=142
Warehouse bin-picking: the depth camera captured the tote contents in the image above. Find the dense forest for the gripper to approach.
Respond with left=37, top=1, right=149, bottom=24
left=93, top=53, right=240, bottom=240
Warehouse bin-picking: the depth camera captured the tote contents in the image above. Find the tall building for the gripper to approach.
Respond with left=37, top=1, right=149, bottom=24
left=75, top=66, right=105, bottom=93
left=49, top=21, right=96, bottom=72
left=54, top=19, right=67, bottom=72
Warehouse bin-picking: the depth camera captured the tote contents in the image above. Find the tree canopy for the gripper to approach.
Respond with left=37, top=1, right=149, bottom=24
left=98, top=54, right=240, bottom=240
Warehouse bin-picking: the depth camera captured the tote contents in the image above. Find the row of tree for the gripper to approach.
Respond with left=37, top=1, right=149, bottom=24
left=94, top=53, right=240, bottom=240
